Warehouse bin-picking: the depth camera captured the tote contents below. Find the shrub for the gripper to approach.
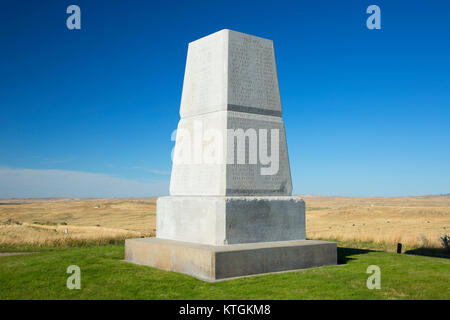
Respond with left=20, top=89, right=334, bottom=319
left=440, top=234, right=449, bottom=252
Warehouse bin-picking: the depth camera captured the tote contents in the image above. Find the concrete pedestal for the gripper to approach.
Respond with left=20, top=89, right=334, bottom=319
left=157, top=196, right=306, bottom=245
left=125, top=238, right=337, bottom=282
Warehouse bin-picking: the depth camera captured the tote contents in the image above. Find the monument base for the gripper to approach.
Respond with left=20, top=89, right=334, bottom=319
left=124, top=238, right=337, bottom=282
left=157, top=196, right=306, bottom=245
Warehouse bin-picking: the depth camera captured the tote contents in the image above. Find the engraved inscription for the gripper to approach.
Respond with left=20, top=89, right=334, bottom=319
left=228, top=32, right=281, bottom=113
left=226, top=112, right=291, bottom=195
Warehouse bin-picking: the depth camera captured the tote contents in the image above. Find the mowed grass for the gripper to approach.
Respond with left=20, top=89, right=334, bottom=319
left=0, top=244, right=448, bottom=300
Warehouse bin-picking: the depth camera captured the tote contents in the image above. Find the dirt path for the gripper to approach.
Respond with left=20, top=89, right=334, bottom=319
left=0, top=252, right=33, bottom=257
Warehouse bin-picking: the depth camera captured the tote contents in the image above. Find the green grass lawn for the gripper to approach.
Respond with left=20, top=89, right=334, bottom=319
left=0, top=244, right=448, bottom=300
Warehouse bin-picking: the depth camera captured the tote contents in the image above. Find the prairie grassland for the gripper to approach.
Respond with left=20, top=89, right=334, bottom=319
left=0, top=195, right=449, bottom=249
left=0, top=223, right=141, bottom=247
left=0, top=198, right=155, bottom=247
left=304, top=194, right=450, bottom=249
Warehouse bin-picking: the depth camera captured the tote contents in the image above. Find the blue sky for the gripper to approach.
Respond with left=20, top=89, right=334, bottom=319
left=1, top=0, right=449, bottom=197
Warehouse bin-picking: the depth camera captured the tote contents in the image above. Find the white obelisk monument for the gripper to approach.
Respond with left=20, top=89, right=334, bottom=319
left=125, top=30, right=336, bottom=281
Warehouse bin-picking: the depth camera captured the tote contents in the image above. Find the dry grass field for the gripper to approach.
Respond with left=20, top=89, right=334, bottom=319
left=304, top=194, right=450, bottom=249
left=0, top=195, right=449, bottom=250
left=0, top=198, right=156, bottom=247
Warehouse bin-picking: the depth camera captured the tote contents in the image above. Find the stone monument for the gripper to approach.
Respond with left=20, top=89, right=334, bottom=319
left=125, top=29, right=337, bottom=281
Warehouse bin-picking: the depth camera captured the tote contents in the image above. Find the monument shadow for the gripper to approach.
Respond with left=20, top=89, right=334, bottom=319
left=336, top=247, right=374, bottom=264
